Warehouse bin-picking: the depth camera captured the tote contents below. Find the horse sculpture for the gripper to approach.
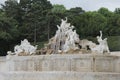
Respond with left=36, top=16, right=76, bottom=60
left=90, top=31, right=110, bottom=54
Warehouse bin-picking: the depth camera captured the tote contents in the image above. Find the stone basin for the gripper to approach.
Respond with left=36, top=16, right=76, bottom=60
left=6, top=53, right=120, bottom=73
left=0, top=53, right=120, bottom=80
left=0, top=71, right=120, bottom=80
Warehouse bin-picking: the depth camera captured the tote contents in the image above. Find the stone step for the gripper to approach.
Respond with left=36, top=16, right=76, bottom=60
left=0, top=71, right=120, bottom=80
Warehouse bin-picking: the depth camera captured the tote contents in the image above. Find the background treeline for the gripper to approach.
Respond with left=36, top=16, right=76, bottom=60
left=0, top=0, right=120, bottom=56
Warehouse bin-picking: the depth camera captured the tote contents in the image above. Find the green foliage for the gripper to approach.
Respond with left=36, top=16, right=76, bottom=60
left=107, top=36, right=120, bottom=51
left=98, top=7, right=113, bottom=17
left=67, top=11, right=107, bottom=37
left=18, top=0, right=52, bottom=41
left=52, top=4, right=66, bottom=14
left=0, top=11, right=19, bottom=40
left=35, top=41, right=48, bottom=49
left=114, top=8, right=120, bottom=14
left=0, top=0, right=120, bottom=55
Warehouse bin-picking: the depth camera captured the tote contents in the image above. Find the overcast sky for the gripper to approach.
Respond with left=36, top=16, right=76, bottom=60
left=49, top=0, right=120, bottom=11
left=0, top=0, right=120, bottom=11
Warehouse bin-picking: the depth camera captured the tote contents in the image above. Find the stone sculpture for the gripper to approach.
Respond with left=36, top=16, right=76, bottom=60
left=8, top=39, right=37, bottom=56
left=41, top=18, right=110, bottom=54
left=97, top=30, right=103, bottom=44
left=79, top=39, right=96, bottom=50
left=7, top=18, right=110, bottom=55
left=45, top=17, right=80, bottom=54
left=63, top=30, right=79, bottom=52
left=90, top=31, right=110, bottom=54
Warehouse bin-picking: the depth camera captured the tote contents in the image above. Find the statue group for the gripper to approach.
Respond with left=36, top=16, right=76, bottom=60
left=42, top=17, right=110, bottom=54
left=7, top=18, right=110, bottom=56
left=47, top=17, right=80, bottom=53
left=7, top=39, right=37, bottom=56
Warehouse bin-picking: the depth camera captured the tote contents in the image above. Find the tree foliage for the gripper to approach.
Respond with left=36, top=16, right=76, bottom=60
left=0, top=0, right=120, bottom=55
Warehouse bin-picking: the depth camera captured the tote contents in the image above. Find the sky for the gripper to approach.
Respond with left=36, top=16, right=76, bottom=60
left=48, top=0, right=120, bottom=11
left=0, top=0, right=120, bottom=11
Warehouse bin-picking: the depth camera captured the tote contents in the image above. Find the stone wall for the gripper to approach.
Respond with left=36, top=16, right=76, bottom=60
left=0, top=57, right=6, bottom=72
left=0, top=53, right=120, bottom=80
left=6, top=54, right=120, bottom=73
left=2, top=71, right=120, bottom=80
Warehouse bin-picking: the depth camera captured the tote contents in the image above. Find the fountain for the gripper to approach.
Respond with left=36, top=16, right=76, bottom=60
left=40, top=18, right=110, bottom=55
left=7, top=18, right=110, bottom=55
left=7, top=39, right=37, bottom=56
left=43, top=17, right=80, bottom=54
left=0, top=18, right=120, bottom=80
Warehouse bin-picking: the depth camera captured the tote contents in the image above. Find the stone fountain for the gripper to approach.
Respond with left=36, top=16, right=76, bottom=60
left=42, top=17, right=80, bottom=54
left=0, top=18, right=120, bottom=80
left=39, top=17, right=110, bottom=55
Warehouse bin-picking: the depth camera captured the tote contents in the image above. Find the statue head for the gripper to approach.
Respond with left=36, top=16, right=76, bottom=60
left=21, top=39, right=30, bottom=45
left=96, top=36, right=100, bottom=39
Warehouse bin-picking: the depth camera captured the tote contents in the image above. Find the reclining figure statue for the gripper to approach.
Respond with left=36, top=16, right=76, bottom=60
left=90, top=31, right=110, bottom=54
left=8, top=39, right=38, bottom=56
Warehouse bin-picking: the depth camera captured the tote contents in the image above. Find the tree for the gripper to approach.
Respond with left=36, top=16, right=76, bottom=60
left=106, top=13, right=120, bottom=36
left=0, top=9, right=19, bottom=40
left=2, top=0, right=53, bottom=42
left=52, top=4, right=66, bottom=14
left=0, top=9, right=19, bottom=56
left=1, top=0, right=21, bottom=22
left=68, top=7, right=85, bottom=15
left=98, top=7, right=113, bottom=17
left=65, top=7, right=85, bottom=26
left=0, top=0, right=53, bottom=55
left=46, top=4, right=67, bottom=40
left=19, top=0, right=52, bottom=42
left=114, top=8, right=120, bottom=14
left=70, top=11, right=107, bottom=37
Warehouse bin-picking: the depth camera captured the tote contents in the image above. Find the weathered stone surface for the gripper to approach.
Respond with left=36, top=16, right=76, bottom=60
left=1, top=71, right=120, bottom=80
left=0, top=57, right=6, bottom=72
left=94, top=55, right=116, bottom=72
left=1, top=53, right=120, bottom=80
left=6, top=54, right=93, bottom=72
left=6, top=54, right=120, bottom=73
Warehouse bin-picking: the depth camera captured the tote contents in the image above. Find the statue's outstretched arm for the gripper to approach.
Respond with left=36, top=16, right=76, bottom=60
left=100, top=30, right=102, bottom=39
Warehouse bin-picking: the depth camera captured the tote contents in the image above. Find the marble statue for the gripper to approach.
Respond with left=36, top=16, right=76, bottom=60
left=63, top=30, right=79, bottom=52
left=45, top=17, right=80, bottom=53
left=7, top=17, right=111, bottom=55
left=33, top=18, right=110, bottom=54
left=90, top=31, right=110, bottom=54
left=10, top=39, right=37, bottom=56
left=44, top=18, right=110, bottom=54
left=96, top=30, right=103, bottom=45
left=79, top=39, right=96, bottom=50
